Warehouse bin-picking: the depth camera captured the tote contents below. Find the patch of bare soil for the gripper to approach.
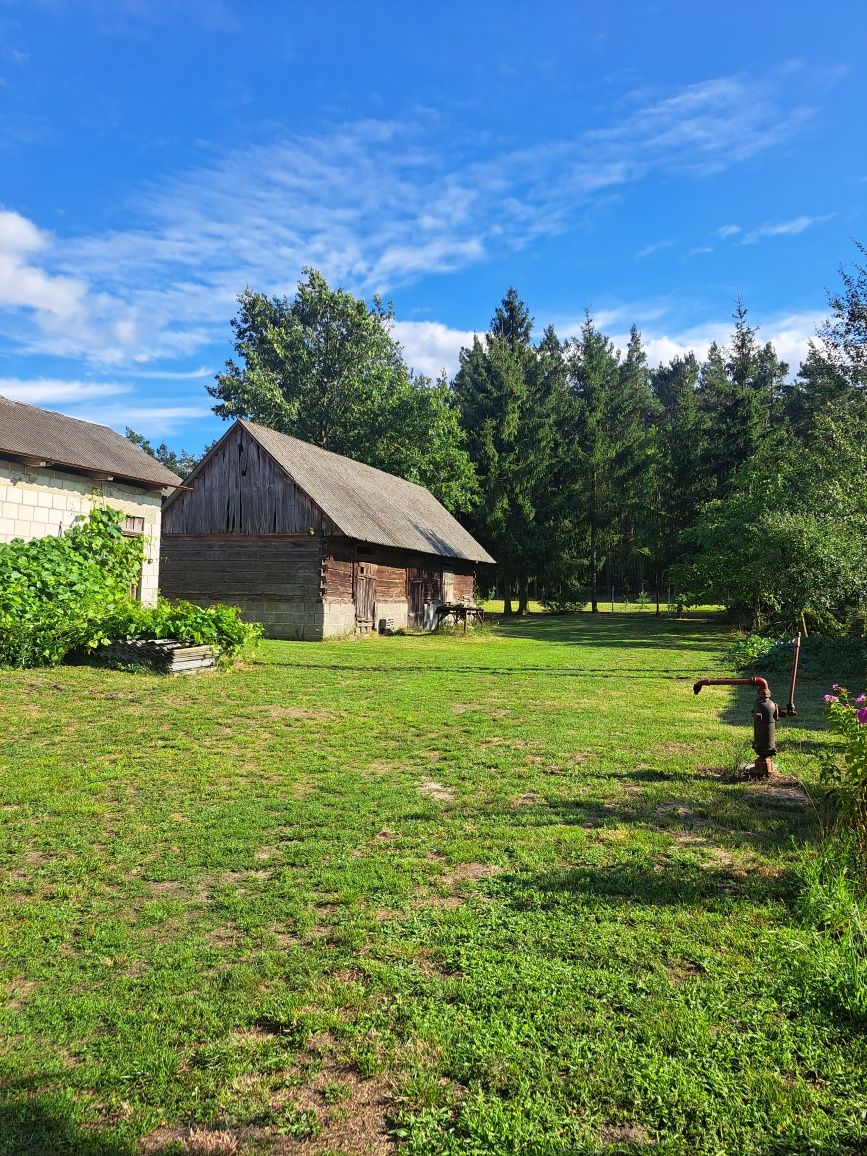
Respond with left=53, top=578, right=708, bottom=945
left=653, top=802, right=710, bottom=826
left=418, top=780, right=456, bottom=803
left=266, top=1038, right=394, bottom=1155
left=263, top=705, right=333, bottom=721
left=146, top=880, right=188, bottom=898
left=5, top=978, right=37, bottom=1012
left=413, top=894, right=463, bottom=909
left=598, top=1122, right=650, bottom=1145
left=206, top=926, right=238, bottom=948
left=365, top=761, right=397, bottom=775
left=511, top=792, right=540, bottom=807
left=666, top=959, right=706, bottom=986
left=742, top=779, right=808, bottom=808
left=441, top=862, right=501, bottom=886
left=140, top=1127, right=238, bottom=1154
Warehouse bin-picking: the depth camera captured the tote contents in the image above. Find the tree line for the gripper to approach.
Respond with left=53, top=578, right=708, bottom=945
left=134, top=247, right=867, bottom=634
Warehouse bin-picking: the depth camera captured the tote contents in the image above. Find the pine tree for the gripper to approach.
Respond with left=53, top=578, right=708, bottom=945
left=565, top=316, right=626, bottom=612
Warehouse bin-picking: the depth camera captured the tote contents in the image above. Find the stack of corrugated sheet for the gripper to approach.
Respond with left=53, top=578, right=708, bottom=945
left=98, top=638, right=215, bottom=674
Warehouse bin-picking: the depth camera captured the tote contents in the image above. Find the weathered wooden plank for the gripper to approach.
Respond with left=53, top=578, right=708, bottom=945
left=162, top=425, right=335, bottom=535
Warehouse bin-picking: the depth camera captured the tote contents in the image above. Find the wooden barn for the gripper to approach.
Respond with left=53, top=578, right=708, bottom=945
left=159, top=419, right=494, bottom=639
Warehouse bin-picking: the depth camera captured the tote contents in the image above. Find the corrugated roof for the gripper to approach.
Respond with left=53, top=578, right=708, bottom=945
left=238, top=419, right=495, bottom=563
left=0, top=396, right=182, bottom=488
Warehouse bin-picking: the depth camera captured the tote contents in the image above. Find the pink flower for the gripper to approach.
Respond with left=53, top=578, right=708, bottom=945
left=824, top=694, right=839, bottom=703
left=832, top=684, right=843, bottom=692
left=857, top=707, right=867, bottom=725
left=855, top=693, right=867, bottom=706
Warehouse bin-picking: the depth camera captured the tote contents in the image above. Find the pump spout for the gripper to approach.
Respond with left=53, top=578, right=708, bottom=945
left=693, top=676, right=770, bottom=696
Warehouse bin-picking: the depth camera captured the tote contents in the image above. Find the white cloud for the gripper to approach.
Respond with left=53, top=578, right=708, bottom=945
left=392, top=320, right=478, bottom=379
left=0, top=378, right=130, bottom=404
left=715, top=224, right=741, bottom=239
left=62, top=403, right=210, bottom=438
left=742, top=214, right=832, bottom=243
left=0, top=210, right=88, bottom=321
left=613, top=309, right=824, bottom=372
left=0, top=68, right=823, bottom=368
left=636, top=239, right=674, bottom=259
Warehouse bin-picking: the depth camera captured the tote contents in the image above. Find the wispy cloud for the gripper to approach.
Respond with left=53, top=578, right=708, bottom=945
left=715, top=223, right=741, bottom=239
left=683, top=245, right=714, bottom=260
left=0, top=68, right=822, bottom=368
left=636, top=239, right=674, bottom=259
left=742, top=214, right=832, bottom=243
left=0, top=378, right=130, bottom=404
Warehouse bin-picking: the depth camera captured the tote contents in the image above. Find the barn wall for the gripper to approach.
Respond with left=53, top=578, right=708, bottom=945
left=163, top=425, right=334, bottom=536
left=0, top=458, right=163, bottom=605
left=320, top=540, right=477, bottom=633
left=160, top=534, right=326, bottom=640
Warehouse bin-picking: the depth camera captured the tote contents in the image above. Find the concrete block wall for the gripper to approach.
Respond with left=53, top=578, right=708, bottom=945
left=375, top=599, right=409, bottom=631
left=322, top=601, right=357, bottom=638
left=0, top=461, right=163, bottom=606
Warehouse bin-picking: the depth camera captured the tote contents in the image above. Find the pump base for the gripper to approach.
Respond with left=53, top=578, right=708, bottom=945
left=743, top=757, right=776, bottom=779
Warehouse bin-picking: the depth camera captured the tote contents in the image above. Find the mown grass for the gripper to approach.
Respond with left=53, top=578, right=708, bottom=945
left=1, top=613, right=865, bottom=1154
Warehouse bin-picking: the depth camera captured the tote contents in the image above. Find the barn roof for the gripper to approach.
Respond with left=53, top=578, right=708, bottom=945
left=0, top=396, right=182, bottom=489
left=237, top=419, right=495, bottom=563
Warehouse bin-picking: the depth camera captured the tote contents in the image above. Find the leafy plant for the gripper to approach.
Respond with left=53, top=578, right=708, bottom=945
left=0, top=506, right=144, bottom=667
left=102, top=596, right=263, bottom=663
left=0, top=508, right=261, bottom=669
left=820, top=685, right=867, bottom=852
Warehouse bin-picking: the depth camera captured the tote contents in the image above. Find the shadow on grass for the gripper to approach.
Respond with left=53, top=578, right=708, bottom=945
left=489, top=782, right=817, bottom=860
left=0, top=1096, right=133, bottom=1156
left=504, top=857, right=794, bottom=909
left=490, top=611, right=729, bottom=649
left=258, top=660, right=728, bottom=679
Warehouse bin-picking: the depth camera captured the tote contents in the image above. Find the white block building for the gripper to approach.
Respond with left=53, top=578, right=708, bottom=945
left=0, top=397, right=182, bottom=605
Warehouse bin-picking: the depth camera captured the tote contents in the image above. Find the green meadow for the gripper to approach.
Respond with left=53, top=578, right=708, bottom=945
left=1, top=613, right=864, bottom=1155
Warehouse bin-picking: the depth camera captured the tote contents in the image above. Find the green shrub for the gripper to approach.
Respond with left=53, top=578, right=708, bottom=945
left=0, top=507, right=143, bottom=667
left=820, top=685, right=867, bottom=853
left=784, top=832, right=867, bottom=1025
left=728, top=633, right=867, bottom=683
left=103, top=596, right=263, bottom=661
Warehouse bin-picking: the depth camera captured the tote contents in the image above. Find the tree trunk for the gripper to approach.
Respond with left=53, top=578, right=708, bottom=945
left=502, top=579, right=514, bottom=616
left=517, top=575, right=529, bottom=616
left=590, top=524, right=599, bottom=612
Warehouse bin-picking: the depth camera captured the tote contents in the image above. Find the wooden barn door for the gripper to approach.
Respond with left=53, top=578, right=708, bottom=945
left=355, top=563, right=377, bottom=632
left=407, top=565, right=442, bottom=630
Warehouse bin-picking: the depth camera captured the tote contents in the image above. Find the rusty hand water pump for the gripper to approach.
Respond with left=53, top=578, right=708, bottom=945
left=692, top=633, right=801, bottom=778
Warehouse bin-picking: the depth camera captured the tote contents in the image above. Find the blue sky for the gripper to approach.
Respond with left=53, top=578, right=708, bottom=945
left=1, top=0, right=865, bottom=453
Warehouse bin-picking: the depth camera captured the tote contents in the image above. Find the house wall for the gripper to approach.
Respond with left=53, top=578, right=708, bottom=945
left=0, top=458, right=163, bottom=605
left=159, top=534, right=327, bottom=640
left=163, top=424, right=335, bottom=536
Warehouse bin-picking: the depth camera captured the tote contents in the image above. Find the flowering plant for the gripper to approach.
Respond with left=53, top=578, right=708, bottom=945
left=822, top=685, right=867, bottom=850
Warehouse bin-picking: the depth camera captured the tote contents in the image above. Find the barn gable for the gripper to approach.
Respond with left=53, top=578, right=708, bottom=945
left=163, top=423, right=336, bottom=536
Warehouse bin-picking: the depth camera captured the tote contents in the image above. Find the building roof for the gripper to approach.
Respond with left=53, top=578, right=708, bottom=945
left=0, top=396, right=182, bottom=489
left=235, top=419, right=495, bottom=563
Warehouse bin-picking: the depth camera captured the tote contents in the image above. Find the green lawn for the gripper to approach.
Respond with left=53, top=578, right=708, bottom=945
left=1, top=613, right=864, bottom=1155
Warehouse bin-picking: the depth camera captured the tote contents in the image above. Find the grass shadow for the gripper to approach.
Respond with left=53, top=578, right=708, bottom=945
left=0, top=1095, right=134, bottom=1155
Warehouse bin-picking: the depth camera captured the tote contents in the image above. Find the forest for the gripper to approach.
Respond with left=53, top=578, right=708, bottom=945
left=177, top=243, right=867, bottom=637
